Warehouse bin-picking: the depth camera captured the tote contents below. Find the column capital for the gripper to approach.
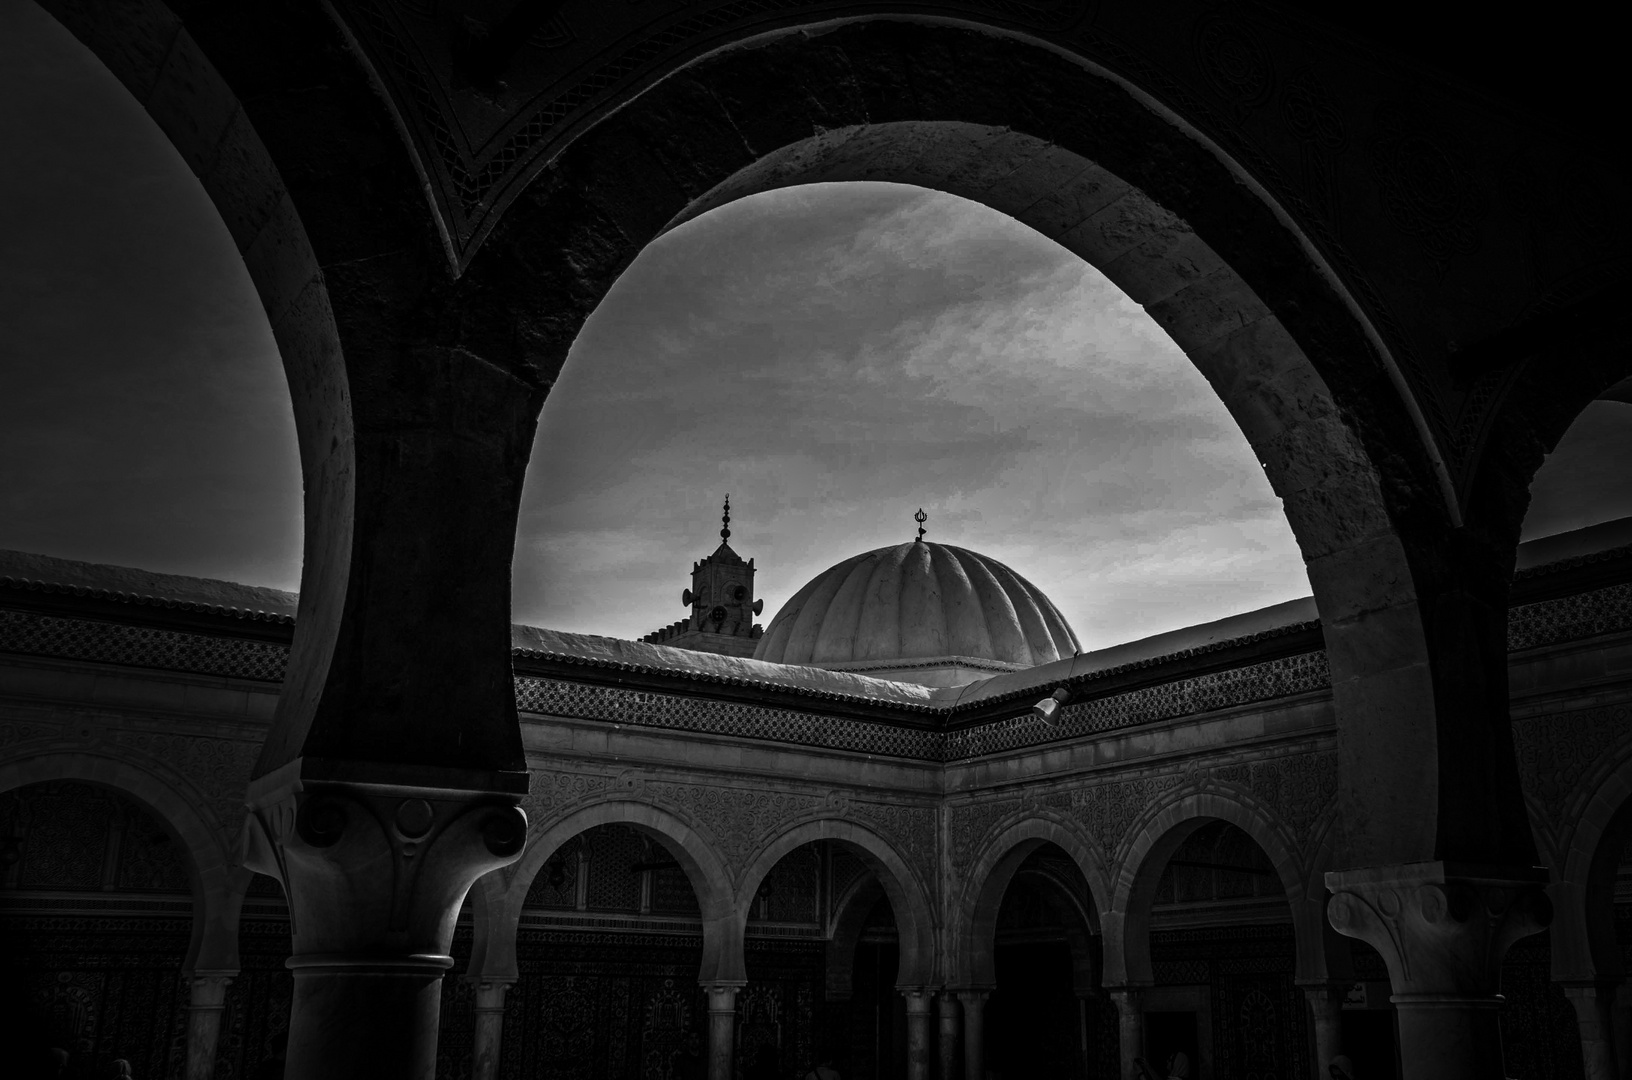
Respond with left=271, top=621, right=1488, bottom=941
left=1325, top=861, right=1550, bottom=998
left=898, top=986, right=936, bottom=1013
left=701, top=981, right=745, bottom=1013
left=954, top=988, right=992, bottom=1006
left=242, top=769, right=528, bottom=963
left=186, top=973, right=234, bottom=1010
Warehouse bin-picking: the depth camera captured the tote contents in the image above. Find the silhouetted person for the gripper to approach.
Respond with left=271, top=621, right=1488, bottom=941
left=1329, top=1055, right=1355, bottom=1080
left=1166, top=1050, right=1190, bottom=1079
left=802, top=1059, right=841, bottom=1080
left=109, top=1061, right=132, bottom=1079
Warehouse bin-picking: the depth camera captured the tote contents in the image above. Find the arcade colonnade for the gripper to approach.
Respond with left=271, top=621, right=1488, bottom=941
left=3, top=533, right=1631, bottom=1079
left=21, top=0, right=1632, bottom=1076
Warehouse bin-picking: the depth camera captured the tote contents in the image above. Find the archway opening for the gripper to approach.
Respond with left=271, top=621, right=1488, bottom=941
left=741, top=838, right=916, bottom=1080
left=500, top=822, right=714, bottom=1078
left=986, top=842, right=1106, bottom=1080
left=0, top=780, right=196, bottom=1078
left=1141, top=820, right=1300, bottom=1078
left=513, top=179, right=1310, bottom=657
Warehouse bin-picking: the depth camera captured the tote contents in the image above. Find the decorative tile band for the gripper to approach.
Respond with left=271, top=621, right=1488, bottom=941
left=1, top=580, right=1628, bottom=761
left=515, top=677, right=942, bottom=759
left=0, top=610, right=290, bottom=683
left=943, top=651, right=1332, bottom=761
left=1508, top=582, right=1632, bottom=652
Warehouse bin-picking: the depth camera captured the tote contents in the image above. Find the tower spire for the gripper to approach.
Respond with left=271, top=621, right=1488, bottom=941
left=914, top=507, right=927, bottom=543
left=721, top=494, right=731, bottom=542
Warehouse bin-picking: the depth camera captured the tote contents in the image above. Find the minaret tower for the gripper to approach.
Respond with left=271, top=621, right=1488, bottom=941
left=640, top=496, right=764, bottom=657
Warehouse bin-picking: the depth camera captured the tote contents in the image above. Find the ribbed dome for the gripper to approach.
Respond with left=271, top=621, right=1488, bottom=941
left=753, top=542, right=1078, bottom=670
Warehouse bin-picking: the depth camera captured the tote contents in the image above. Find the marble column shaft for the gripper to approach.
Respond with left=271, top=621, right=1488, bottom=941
left=956, top=990, right=989, bottom=1080
left=469, top=978, right=513, bottom=1080
left=937, top=992, right=960, bottom=1080
left=704, top=983, right=743, bottom=1080
left=1302, top=982, right=1346, bottom=1079
left=184, top=973, right=233, bottom=1080
left=1108, top=987, right=1145, bottom=1079
left=1562, top=982, right=1620, bottom=1080
left=902, top=988, right=934, bottom=1080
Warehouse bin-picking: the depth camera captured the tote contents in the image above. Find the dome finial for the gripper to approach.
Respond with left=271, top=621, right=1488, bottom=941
left=914, top=507, right=927, bottom=543
left=721, top=495, right=731, bottom=542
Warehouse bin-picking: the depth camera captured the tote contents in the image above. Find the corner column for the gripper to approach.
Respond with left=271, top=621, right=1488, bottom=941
left=1301, top=982, right=1346, bottom=1078
left=956, top=989, right=989, bottom=1080
left=1561, top=982, right=1619, bottom=1080
left=703, top=982, right=744, bottom=1080
left=468, top=977, right=514, bottom=1080
left=937, top=991, right=961, bottom=1080
left=184, top=973, right=233, bottom=1080
left=901, top=988, right=934, bottom=1080
left=1107, top=987, right=1145, bottom=1079
left=1326, top=862, right=1550, bottom=1080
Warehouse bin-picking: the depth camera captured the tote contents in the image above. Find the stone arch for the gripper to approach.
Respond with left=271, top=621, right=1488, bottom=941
left=0, top=749, right=244, bottom=973
left=469, top=798, right=736, bottom=984
left=739, top=817, right=937, bottom=987
left=956, top=816, right=1113, bottom=988
left=34, top=0, right=354, bottom=773
left=1107, top=787, right=1306, bottom=986
left=479, top=17, right=1511, bottom=870
left=1552, top=753, right=1632, bottom=982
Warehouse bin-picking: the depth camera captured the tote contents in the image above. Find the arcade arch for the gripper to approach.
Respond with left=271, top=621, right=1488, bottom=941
left=0, top=763, right=240, bottom=1079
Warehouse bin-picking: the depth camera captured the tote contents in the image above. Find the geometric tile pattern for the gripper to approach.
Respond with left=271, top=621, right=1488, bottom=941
left=1508, top=582, right=1632, bottom=652
left=0, top=579, right=1626, bottom=763
left=0, top=610, right=290, bottom=682
left=515, top=677, right=941, bottom=759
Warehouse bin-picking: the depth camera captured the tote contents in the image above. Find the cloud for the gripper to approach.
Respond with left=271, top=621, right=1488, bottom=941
left=517, top=182, right=1309, bottom=646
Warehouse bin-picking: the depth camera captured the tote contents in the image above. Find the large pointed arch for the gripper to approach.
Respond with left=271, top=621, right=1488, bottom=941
left=472, top=17, right=1525, bottom=872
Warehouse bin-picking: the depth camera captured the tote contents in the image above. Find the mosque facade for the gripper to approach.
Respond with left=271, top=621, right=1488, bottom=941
left=3, top=511, right=1631, bottom=1079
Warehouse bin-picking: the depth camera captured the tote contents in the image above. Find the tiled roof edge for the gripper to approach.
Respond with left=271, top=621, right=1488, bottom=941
left=511, top=647, right=943, bottom=714
left=0, top=575, right=297, bottom=625
left=953, top=619, right=1327, bottom=713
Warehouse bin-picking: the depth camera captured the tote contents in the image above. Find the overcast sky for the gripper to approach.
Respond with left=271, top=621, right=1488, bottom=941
left=4, top=0, right=1629, bottom=654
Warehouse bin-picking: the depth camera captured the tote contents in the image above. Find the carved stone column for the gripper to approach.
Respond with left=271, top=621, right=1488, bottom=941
left=184, top=972, right=233, bottom=1080
left=902, top=988, right=934, bottom=1080
left=1561, top=982, right=1619, bottom=1080
left=468, top=977, right=514, bottom=1080
left=1301, top=982, right=1346, bottom=1077
left=243, top=772, right=528, bottom=1080
left=956, top=990, right=989, bottom=1080
left=1107, top=987, right=1145, bottom=1079
left=937, top=991, right=960, bottom=1080
left=1326, top=862, right=1550, bottom=1080
left=703, top=982, right=743, bottom=1080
